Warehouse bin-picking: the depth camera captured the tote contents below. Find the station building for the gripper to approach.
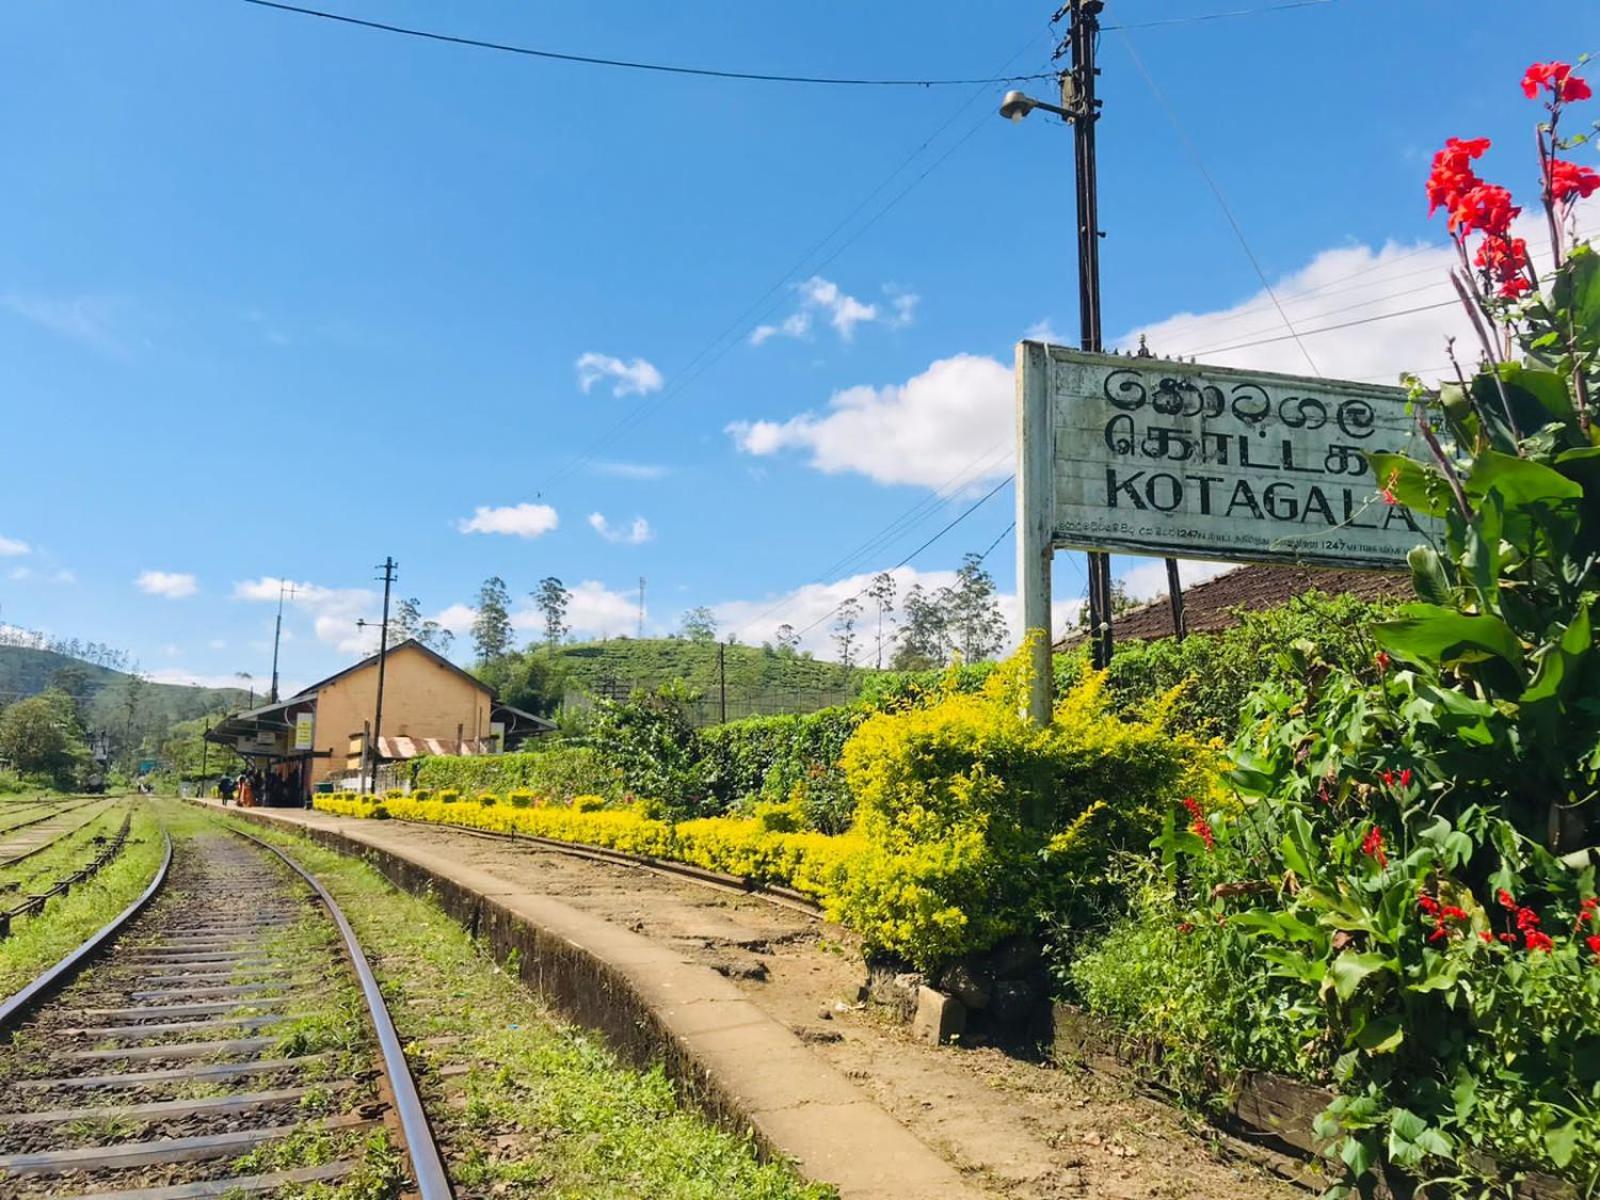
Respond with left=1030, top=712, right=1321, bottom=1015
left=205, top=639, right=553, bottom=803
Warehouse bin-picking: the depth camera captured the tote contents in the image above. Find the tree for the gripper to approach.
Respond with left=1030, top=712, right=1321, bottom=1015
left=945, top=553, right=1006, bottom=663
left=389, top=597, right=453, bottom=653
left=774, top=623, right=799, bottom=654
left=866, top=571, right=898, bottom=669
left=833, top=598, right=862, bottom=668
left=533, top=577, right=571, bottom=648
left=471, top=577, right=514, bottom=662
left=0, top=690, right=87, bottom=783
left=892, top=583, right=948, bottom=670
left=679, top=606, right=718, bottom=642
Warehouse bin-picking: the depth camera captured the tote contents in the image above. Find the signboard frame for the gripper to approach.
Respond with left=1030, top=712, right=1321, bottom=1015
left=1015, top=340, right=1434, bottom=722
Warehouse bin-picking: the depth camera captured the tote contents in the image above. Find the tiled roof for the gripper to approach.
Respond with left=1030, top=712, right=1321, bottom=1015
left=1057, top=563, right=1411, bottom=647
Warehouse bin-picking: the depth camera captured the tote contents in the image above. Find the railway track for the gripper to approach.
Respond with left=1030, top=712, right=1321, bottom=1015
left=0, top=797, right=112, bottom=849
left=0, top=822, right=451, bottom=1199
left=1, top=798, right=126, bottom=873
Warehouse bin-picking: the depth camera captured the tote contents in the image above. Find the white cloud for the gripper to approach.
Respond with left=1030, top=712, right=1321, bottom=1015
left=136, top=570, right=198, bottom=599
left=52, top=569, right=75, bottom=584
left=750, top=275, right=900, bottom=346
left=162, top=643, right=181, bottom=658
left=1024, top=318, right=1063, bottom=343
left=146, top=667, right=265, bottom=690
left=1119, top=197, right=1600, bottom=383
left=431, top=603, right=478, bottom=636
left=510, top=580, right=640, bottom=641
left=457, top=503, right=559, bottom=539
left=728, top=353, right=1014, bottom=489
left=209, top=638, right=228, bottom=650
left=588, top=512, right=653, bottom=545
left=234, top=576, right=378, bottom=655
left=8, top=567, right=28, bottom=581
left=592, top=460, right=668, bottom=481
left=575, top=352, right=663, bottom=397
left=1117, top=557, right=1236, bottom=604
left=0, top=293, right=123, bottom=352
left=0, top=535, right=29, bottom=556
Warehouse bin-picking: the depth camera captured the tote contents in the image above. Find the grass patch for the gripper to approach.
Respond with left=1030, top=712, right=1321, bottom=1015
left=0, top=801, right=166, bottom=1000
left=0, top=800, right=127, bottom=892
left=204, top=806, right=836, bottom=1200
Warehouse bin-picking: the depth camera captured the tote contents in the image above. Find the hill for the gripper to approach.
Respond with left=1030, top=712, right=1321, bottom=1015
left=543, top=638, right=875, bottom=724
left=0, top=644, right=251, bottom=730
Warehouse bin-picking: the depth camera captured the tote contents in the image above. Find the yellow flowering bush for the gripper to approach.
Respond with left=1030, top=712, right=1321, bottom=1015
left=835, top=637, right=1214, bottom=968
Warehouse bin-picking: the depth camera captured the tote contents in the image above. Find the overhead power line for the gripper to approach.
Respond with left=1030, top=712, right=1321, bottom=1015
left=1103, top=0, right=1337, bottom=31
left=239, top=0, right=1057, bottom=88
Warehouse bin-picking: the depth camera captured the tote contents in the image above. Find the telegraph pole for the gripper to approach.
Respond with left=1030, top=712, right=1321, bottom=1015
left=359, top=557, right=397, bottom=794
left=268, top=580, right=296, bottom=704
left=1059, top=0, right=1115, bottom=671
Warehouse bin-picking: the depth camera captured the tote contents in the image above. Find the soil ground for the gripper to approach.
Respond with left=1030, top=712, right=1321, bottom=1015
left=293, top=815, right=1316, bottom=1199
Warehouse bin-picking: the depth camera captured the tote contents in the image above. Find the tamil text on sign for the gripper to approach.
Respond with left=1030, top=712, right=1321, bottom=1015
left=1018, top=343, right=1437, bottom=569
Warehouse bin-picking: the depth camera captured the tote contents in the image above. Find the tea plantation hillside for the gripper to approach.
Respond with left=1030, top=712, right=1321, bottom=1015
left=0, top=644, right=250, bottom=728
left=550, top=638, right=872, bottom=699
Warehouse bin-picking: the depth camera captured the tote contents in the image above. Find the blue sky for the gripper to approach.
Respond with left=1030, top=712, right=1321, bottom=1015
left=1, top=0, right=1595, bottom=688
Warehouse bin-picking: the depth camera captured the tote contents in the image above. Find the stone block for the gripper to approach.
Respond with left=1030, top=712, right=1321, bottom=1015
left=911, top=986, right=966, bottom=1046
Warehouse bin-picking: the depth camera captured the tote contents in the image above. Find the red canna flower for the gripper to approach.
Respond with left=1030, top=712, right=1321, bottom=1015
left=1399, top=768, right=1413, bottom=788
left=1523, top=61, right=1593, bottom=103
left=1588, top=934, right=1600, bottom=958
left=1428, top=924, right=1450, bottom=944
left=1450, top=183, right=1520, bottom=238
left=1550, top=159, right=1600, bottom=204
left=1524, top=929, right=1554, bottom=953
left=1380, top=468, right=1400, bottom=506
left=1181, top=796, right=1214, bottom=850
left=1499, top=932, right=1518, bottom=945
left=1360, top=826, right=1388, bottom=868
left=1478, top=930, right=1495, bottom=944
left=1381, top=770, right=1396, bottom=787
left=1475, top=233, right=1532, bottom=299
left=1418, top=893, right=1441, bottom=916
left=1441, top=905, right=1469, bottom=923
left=1497, top=889, right=1518, bottom=911
left=1426, top=136, right=1491, bottom=217
left=1375, top=650, right=1391, bottom=674
left=1516, top=907, right=1541, bottom=932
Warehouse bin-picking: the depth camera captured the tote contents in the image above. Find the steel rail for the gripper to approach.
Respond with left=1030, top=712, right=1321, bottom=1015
left=0, top=796, right=125, bottom=870
left=0, top=826, right=173, bottom=1032
left=390, top=815, right=825, bottom=917
left=232, top=829, right=454, bottom=1200
left=0, top=794, right=106, bottom=842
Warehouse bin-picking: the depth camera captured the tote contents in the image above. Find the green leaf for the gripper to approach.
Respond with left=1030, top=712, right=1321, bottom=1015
left=1553, top=243, right=1600, bottom=347
left=1328, top=950, right=1389, bottom=1001
left=1522, top=603, right=1593, bottom=716
left=1546, top=1121, right=1579, bottom=1169
left=1339, top=1134, right=1377, bottom=1178
left=1496, top=364, right=1577, bottom=430
left=1365, top=452, right=1451, bottom=518
left=1374, top=604, right=1526, bottom=676
left=1406, top=545, right=1454, bottom=606
left=1464, top=448, right=1583, bottom=507
left=1354, top=1014, right=1404, bottom=1053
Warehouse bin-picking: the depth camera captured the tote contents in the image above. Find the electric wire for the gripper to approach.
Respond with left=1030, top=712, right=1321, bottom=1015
left=1103, top=0, right=1337, bottom=31
left=1117, top=30, right=1322, bottom=375
left=239, top=0, right=1058, bottom=88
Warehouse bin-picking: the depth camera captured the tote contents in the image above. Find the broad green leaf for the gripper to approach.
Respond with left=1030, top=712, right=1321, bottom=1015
left=1464, top=448, right=1583, bottom=507
left=1496, top=364, right=1577, bottom=430
left=1522, top=604, right=1593, bottom=716
left=1374, top=605, right=1526, bottom=676
left=1339, top=1134, right=1377, bottom=1178
left=1546, top=1121, right=1579, bottom=1168
left=1328, top=950, right=1389, bottom=1001
left=1365, top=452, right=1451, bottom=518
left=1354, top=1014, right=1404, bottom=1053
left=1553, top=243, right=1600, bottom=348
left=1406, top=545, right=1454, bottom=606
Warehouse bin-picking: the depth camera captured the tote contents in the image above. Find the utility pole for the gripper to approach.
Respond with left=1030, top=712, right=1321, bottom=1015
left=1133, top=335, right=1188, bottom=641
left=268, top=580, right=296, bottom=704
left=200, top=718, right=209, bottom=799
left=637, top=577, right=646, bottom=639
left=357, top=557, right=397, bottom=794
left=1059, top=0, right=1115, bottom=671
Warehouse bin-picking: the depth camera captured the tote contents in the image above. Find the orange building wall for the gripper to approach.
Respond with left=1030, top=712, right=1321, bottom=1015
left=303, top=646, right=492, bottom=788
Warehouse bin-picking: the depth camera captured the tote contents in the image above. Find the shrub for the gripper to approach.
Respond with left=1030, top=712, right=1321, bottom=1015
left=587, top=683, right=711, bottom=817
left=438, top=789, right=460, bottom=804
left=508, top=789, right=536, bottom=808
left=478, top=792, right=500, bottom=807
left=837, top=643, right=1212, bottom=970
left=414, top=746, right=620, bottom=802
left=698, top=707, right=865, bottom=832
left=413, top=788, right=432, bottom=801
left=571, top=794, right=606, bottom=813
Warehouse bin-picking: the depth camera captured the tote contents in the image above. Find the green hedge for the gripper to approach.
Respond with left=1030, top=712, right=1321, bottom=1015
left=414, top=746, right=619, bottom=802
left=699, top=707, right=865, bottom=834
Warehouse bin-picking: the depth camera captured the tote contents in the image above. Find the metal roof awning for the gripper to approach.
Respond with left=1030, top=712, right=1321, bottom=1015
left=377, top=736, right=496, bottom=760
left=206, top=696, right=316, bottom=744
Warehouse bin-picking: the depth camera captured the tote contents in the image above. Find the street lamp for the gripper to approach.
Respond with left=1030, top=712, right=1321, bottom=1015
left=998, top=89, right=1071, bottom=123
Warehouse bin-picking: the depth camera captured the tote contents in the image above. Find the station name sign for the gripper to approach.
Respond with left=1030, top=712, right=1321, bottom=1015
left=1017, top=343, right=1437, bottom=569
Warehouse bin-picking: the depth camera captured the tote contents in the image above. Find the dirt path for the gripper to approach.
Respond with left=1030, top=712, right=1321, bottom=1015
left=326, top=818, right=1309, bottom=1199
